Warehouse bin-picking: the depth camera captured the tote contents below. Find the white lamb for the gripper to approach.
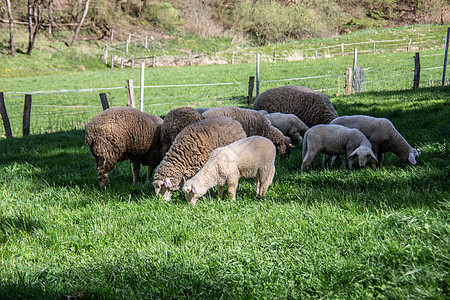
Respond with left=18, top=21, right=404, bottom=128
left=330, top=115, right=419, bottom=167
left=182, top=136, right=276, bottom=205
left=301, top=124, right=377, bottom=171
left=264, top=112, right=309, bottom=144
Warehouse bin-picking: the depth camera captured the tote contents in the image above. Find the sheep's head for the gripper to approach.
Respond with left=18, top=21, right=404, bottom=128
left=153, top=178, right=175, bottom=201
left=348, top=146, right=378, bottom=168
left=182, top=181, right=203, bottom=205
left=408, top=148, right=419, bottom=165
left=277, top=137, right=294, bottom=159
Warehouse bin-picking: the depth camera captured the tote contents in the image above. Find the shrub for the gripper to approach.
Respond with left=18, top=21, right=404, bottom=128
left=143, top=2, right=181, bottom=31
left=232, top=0, right=346, bottom=44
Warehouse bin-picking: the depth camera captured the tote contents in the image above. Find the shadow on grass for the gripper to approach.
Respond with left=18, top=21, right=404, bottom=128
left=0, top=255, right=263, bottom=299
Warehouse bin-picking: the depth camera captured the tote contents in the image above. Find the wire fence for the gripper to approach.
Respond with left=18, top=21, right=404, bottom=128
left=0, top=44, right=448, bottom=138
left=104, top=27, right=448, bottom=68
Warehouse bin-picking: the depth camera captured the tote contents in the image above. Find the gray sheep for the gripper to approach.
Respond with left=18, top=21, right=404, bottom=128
left=302, top=124, right=377, bottom=171
left=202, top=106, right=293, bottom=157
left=330, top=115, right=419, bottom=167
left=85, top=107, right=163, bottom=188
left=183, top=136, right=276, bottom=205
left=153, top=116, right=247, bottom=201
left=161, top=107, right=204, bottom=155
left=264, top=112, right=309, bottom=144
left=253, top=85, right=339, bottom=127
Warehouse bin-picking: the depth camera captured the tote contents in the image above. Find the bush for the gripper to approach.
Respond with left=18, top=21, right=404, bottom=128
left=232, top=0, right=346, bottom=44
left=143, top=2, right=181, bottom=31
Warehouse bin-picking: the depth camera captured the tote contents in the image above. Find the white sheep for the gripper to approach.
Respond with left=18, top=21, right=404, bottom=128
left=330, top=115, right=419, bottom=167
left=264, top=112, right=309, bottom=144
left=301, top=124, right=377, bottom=171
left=182, top=136, right=276, bottom=205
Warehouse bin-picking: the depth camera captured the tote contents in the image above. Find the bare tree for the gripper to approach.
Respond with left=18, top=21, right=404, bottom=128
left=27, top=0, right=43, bottom=55
left=5, top=0, right=15, bottom=56
left=70, top=0, right=90, bottom=47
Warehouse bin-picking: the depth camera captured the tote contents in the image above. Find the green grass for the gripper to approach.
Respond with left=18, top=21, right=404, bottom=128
left=0, top=25, right=449, bottom=299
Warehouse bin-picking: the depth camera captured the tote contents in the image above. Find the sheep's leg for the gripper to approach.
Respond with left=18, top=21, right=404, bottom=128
left=130, top=160, right=140, bottom=184
left=347, top=157, right=355, bottom=170
left=301, top=151, right=317, bottom=171
left=258, top=166, right=275, bottom=197
left=323, top=154, right=331, bottom=167
left=146, top=166, right=153, bottom=183
left=331, top=155, right=340, bottom=167
left=255, top=174, right=261, bottom=196
left=217, top=185, right=224, bottom=201
left=227, top=177, right=239, bottom=201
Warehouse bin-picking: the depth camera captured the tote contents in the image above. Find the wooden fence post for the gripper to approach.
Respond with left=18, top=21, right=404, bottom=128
left=127, top=79, right=135, bottom=108
left=273, top=51, right=276, bottom=62
left=341, top=43, right=344, bottom=56
left=120, top=57, right=124, bottom=69
left=231, top=52, right=235, bottom=65
left=0, top=92, right=12, bottom=138
left=413, top=52, right=420, bottom=89
left=152, top=55, right=156, bottom=68
left=111, top=55, right=114, bottom=68
left=344, top=67, right=352, bottom=95
left=131, top=56, right=135, bottom=69
left=99, top=93, right=109, bottom=110
left=23, top=94, right=32, bottom=136
left=247, top=76, right=255, bottom=106
left=407, top=39, right=412, bottom=51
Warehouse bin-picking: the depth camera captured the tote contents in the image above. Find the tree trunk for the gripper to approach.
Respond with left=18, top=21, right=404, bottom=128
left=5, top=0, right=15, bottom=57
left=70, top=0, right=90, bottom=47
left=27, top=0, right=43, bottom=55
left=48, top=0, right=54, bottom=35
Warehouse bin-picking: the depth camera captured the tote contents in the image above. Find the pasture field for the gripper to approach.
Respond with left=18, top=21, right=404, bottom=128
left=0, top=85, right=448, bottom=299
left=0, top=25, right=449, bottom=299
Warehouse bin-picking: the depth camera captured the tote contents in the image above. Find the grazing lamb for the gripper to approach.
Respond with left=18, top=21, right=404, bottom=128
left=161, top=107, right=204, bottom=155
left=264, top=112, right=309, bottom=144
left=85, top=107, right=163, bottom=188
left=330, top=115, right=419, bottom=167
left=202, top=106, right=293, bottom=157
left=183, top=136, right=276, bottom=205
left=153, top=116, right=247, bottom=201
left=253, top=85, right=339, bottom=127
left=301, top=124, right=377, bottom=171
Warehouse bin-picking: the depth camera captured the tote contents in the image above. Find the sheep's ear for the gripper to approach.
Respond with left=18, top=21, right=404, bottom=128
left=408, top=152, right=417, bottom=164
left=191, top=185, right=199, bottom=194
left=348, top=149, right=358, bottom=159
left=370, top=151, right=378, bottom=162
left=164, top=177, right=172, bottom=188
left=182, top=184, right=191, bottom=193
left=153, top=180, right=163, bottom=195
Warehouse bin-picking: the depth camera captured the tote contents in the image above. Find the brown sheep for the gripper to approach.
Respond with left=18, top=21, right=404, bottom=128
left=160, top=107, right=204, bottom=156
left=253, top=85, right=338, bottom=127
left=153, top=116, right=247, bottom=201
left=202, top=106, right=293, bottom=157
left=85, top=107, right=163, bottom=188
